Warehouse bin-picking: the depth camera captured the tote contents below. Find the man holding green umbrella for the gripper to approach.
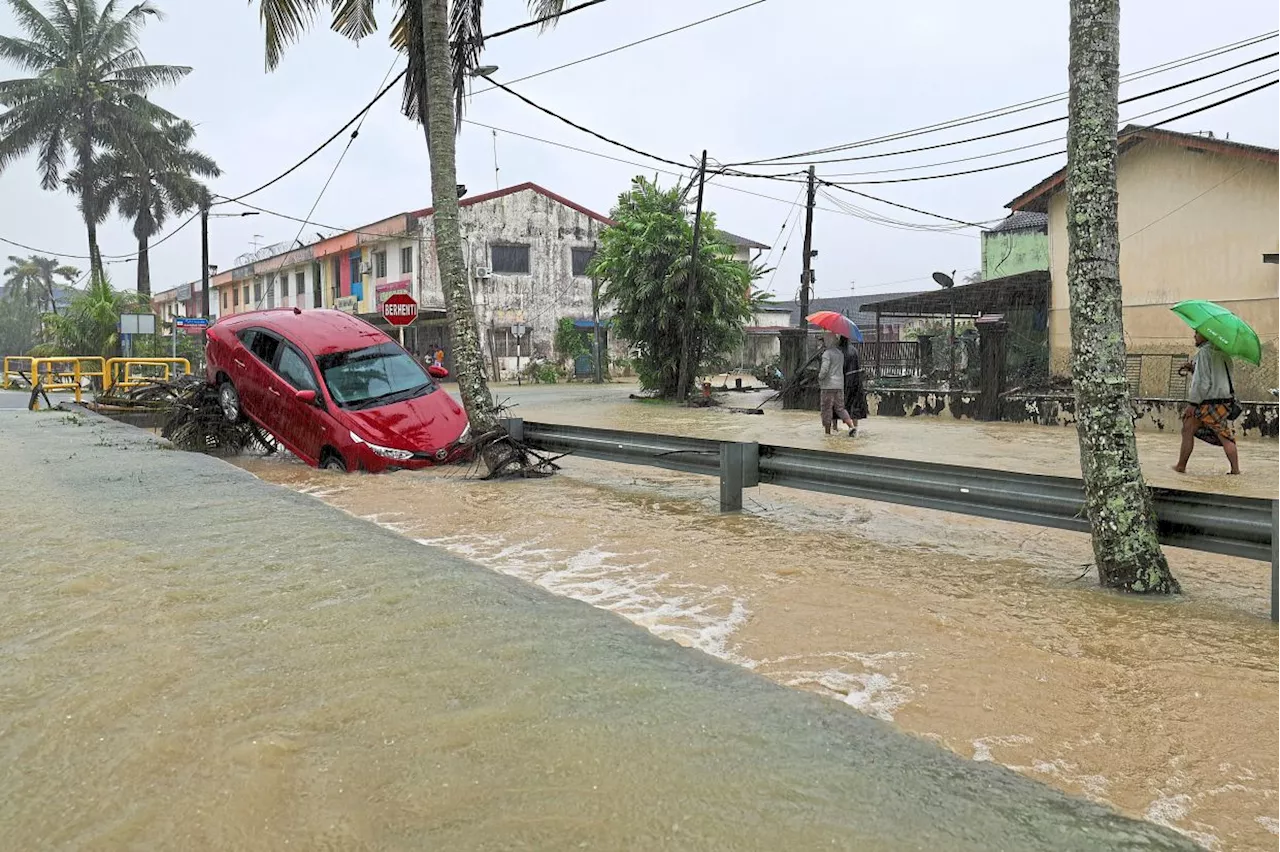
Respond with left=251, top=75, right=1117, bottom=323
left=1170, top=299, right=1260, bottom=475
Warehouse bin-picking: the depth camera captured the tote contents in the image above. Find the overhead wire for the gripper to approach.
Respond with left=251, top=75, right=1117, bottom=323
left=726, top=50, right=1279, bottom=169
left=470, top=0, right=770, bottom=96
left=729, top=30, right=1278, bottom=165
left=817, top=78, right=1278, bottom=186
left=0, top=210, right=201, bottom=263
left=256, top=57, right=401, bottom=307
left=820, top=67, right=1279, bottom=178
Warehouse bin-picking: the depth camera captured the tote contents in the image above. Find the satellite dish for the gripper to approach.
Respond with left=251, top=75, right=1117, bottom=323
left=932, top=271, right=955, bottom=289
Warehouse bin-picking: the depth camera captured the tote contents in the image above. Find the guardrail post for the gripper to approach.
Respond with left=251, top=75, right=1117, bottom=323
left=502, top=417, right=524, bottom=442
left=720, top=442, right=745, bottom=512
left=742, top=441, right=759, bottom=488
left=1271, top=500, right=1278, bottom=623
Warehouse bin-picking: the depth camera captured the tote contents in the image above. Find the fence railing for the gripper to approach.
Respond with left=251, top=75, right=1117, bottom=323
left=509, top=419, right=1279, bottom=621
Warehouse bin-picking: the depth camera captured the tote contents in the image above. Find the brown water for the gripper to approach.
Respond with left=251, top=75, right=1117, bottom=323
left=238, top=386, right=1278, bottom=850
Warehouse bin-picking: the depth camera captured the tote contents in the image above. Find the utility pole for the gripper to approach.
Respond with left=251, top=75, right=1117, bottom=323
left=200, top=199, right=210, bottom=346
left=799, top=166, right=817, bottom=331
left=676, top=150, right=709, bottom=401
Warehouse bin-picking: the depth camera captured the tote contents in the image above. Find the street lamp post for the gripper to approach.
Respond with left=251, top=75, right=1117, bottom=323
left=201, top=208, right=259, bottom=343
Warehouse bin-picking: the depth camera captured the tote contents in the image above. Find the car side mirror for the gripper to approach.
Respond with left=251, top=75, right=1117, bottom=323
left=295, top=389, right=317, bottom=405
left=427, top=364, right=448, bottom=379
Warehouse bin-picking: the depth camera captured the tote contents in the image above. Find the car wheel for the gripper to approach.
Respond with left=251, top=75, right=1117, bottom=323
left=320, top=452, right=347, bottom=472
left=218, top=381, right=243, bottom=424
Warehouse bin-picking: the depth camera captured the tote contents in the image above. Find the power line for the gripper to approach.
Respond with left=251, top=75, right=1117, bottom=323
left=255, top=58, right=401, bottom=309
left=819, top=78, right=1278, bottom=186
left=821, top=68, right=1278, bottom=179
left=729, top=51, right=1279, bottom=169
left=215, top=0, right=617, bottom=207
left=215, top=70, right=407, bottom=206
left=482, top=0, right=612, bottom=40
left=471, top=0, right=771, bottom=96
left=0, top=210, right=201, bottom=263
left=730, top=30, right=1278, bottom=166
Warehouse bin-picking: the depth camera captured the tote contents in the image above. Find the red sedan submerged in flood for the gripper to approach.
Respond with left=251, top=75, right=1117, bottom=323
left=206, top=308, right=470, bottom=472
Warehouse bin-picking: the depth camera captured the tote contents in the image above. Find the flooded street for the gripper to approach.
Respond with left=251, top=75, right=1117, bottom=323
left=236, top=383, right=1278, bottom=851
left=0, top=410, right=1202, bottom=851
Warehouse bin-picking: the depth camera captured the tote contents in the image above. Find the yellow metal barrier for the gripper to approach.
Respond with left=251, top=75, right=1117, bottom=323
left=2, top=355, right=33, bottom=388
left=105, top=357, right=191, bottom=391
left=28, top=357, right=106, bottom=404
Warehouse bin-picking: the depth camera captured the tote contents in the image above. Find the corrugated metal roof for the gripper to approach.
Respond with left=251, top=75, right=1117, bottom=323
left=985, top=211, right=1047, bottom=233
left=713, top=229, right=771, bottom=251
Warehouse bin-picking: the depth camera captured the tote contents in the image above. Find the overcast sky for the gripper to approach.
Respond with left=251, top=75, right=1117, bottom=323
left=1, top=0, right=1276, bottom=303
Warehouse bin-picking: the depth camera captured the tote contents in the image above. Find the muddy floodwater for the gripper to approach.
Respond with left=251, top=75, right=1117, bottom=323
left=237, top=384, right=1279, bottom=851
left=2, top=411, right=1204, bottom=851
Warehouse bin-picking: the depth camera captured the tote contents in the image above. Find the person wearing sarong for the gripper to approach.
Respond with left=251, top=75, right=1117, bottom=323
left=1174, top=332, right=1240, bottom=475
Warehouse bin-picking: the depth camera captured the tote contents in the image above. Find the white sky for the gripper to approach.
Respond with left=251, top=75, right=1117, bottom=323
left=1, top=0, right=1276, bottom=302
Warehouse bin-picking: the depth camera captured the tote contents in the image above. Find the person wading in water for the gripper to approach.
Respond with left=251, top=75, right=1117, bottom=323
left=840, top=335, right=868, bottom=438
left=1174, top=331, right=1241, bottom=475
left=818, top=333, right=857, bottom=437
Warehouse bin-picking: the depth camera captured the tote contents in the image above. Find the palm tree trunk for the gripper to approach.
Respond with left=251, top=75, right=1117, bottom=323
left=78, top=132, right=105, bottom=285
left=136, top=234, right=151, bottom=297
left=85, top=215, right=104, bottom=286
left=420, top=0, right=497, bottom=431
left=1066, top=0, right=1178, bottom=593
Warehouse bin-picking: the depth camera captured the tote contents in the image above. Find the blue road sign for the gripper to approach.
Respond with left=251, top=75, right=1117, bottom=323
left=174, top=317, right=210, bottom=328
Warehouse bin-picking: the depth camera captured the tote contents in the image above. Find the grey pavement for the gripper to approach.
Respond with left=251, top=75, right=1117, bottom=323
left=0, top=409, right=1199, bottom=851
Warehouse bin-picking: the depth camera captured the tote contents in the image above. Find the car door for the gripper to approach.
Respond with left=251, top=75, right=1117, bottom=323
left=240, top=328, right=283, bottom=430
left=264, top=343, right=327, bottom=465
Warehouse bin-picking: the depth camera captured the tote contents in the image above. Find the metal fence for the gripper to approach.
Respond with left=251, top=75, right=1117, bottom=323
left=509, top=419, right=1279, bottom=621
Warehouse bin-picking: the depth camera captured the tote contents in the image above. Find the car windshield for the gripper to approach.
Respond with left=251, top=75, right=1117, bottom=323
left=316, top=342, right=436, bottom=410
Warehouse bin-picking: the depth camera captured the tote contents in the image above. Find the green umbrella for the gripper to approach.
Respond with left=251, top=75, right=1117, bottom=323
left=1170, top=299, right=1262, bottom=365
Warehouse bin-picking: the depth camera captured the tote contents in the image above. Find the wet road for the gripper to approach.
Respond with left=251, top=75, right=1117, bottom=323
left=0, top=410, right=1201, bottom=851
left=237, top=381, right=1278, bottom=850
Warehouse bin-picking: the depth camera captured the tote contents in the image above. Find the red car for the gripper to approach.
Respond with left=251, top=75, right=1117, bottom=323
left=206, top=308, right=471, bottom=472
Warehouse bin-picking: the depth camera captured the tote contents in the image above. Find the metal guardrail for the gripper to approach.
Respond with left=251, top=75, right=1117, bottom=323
left=2, top=355, right=32, bottom=388
left=510, top=419, right=1279, bottom=621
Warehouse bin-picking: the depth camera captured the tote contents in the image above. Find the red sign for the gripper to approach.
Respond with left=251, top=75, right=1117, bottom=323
left=381, top=293, right=418, bottom=327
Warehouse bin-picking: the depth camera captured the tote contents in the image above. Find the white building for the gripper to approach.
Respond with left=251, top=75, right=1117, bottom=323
left=415, top=183, right=614, bottom=379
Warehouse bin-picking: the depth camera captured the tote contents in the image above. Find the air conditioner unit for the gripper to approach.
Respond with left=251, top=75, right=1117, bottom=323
left=474, top=266, right=492, bottom=279
left=359, top=261, right=372, bottom=275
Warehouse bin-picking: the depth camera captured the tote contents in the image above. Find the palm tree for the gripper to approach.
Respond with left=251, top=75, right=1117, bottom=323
left=1066, top=0, right=1177, bottom=593
left=96, top=119, right=221, bottom=296
left=41, top=271, right=145, bottom=358
left=0, top=0, right=191, bottom=285
left=3, top=254, right=80, bottom=314
left=252, top=0, right=568, bottom=432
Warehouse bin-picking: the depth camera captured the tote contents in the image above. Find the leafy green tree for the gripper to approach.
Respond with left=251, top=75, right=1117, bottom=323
left=3, top=254, right=79, bottom=314
left=0, top=0, right=191, bottom=285
left=41, top=274, right=147, bottom=358
left=251, top=0, right=569, bottom=432
left=95, top=119, right=220, bottom=296
left=588, top=177, right=756, bottom=398
left=553, top=316, right=590, bottom=368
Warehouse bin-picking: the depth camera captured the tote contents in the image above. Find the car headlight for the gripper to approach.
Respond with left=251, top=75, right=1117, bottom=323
left=457, top=421, right=472, bottom=443
left=348, top=430, right=414, bottom=461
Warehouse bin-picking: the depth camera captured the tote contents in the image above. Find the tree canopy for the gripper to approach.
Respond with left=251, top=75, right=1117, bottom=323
left=0, top=0, right=193, bottom=285
left=589, top=176, right=757, bottom=398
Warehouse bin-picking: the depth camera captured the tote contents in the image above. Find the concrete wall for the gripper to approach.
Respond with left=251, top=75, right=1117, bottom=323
left=864, top=389, right=1278, bottom=438
left=419, top=187, right=610, bottom=379
left=981, top=228, right=1049, bottom=280
left=1045, top=140, right=1278, bottom=398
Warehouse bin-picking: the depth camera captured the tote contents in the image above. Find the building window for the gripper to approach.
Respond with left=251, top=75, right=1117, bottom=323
left=221, top=291, right=228, bottom=310
left=242, top=284, right=250, bottom=305
left=400, top=246, right=413, bottom=275
left=490, top=326, right=533, bottom=358
left=373, top=250, right=387, bottom=279
left=253, top=279, right=262, bottom=304
left=232, top=287, right=239, bottom=307
left=266, top=277, right=275, bottom=309
left=295, top=271, right=306, bottom=296
left=571, top=247, right=595, bottom=277
left=491, top=244, right=530, bottom=275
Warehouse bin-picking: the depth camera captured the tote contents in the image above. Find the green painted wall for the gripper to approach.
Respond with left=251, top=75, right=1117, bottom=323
left=981, top=230, right=1049, bottom=280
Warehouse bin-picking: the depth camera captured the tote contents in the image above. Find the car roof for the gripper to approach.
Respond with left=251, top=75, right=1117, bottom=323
left=217, top=308, right=390, bottom=356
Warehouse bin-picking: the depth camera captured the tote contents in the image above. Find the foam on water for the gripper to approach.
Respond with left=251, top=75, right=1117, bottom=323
left=410, top=531, right=751, bottom=662
left=754, top=651, right=913, bottom=721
